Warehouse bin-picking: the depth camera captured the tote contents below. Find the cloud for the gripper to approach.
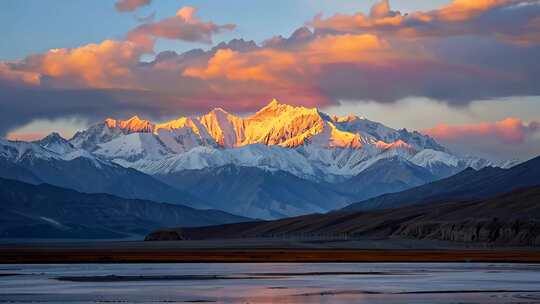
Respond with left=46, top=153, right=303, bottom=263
left=1, top=1, right=540, bottom=139
left=309, top=0, right=540, bottom=44
left=2, top=40, right=148, bottom=89
left=5, top=132, right=45, bottom=141
left=183, top=34, right=386, bottom=81
left=0, top=81, right=175, bottom=137
left=423, top=117, right=540, bottom=160
left=435, top=0, right=516, bottom=21
left=115, top=0, right=151, bottom=12
left=370, top=0, right=402, bottom=19
left=0, top=62, right=40, bottom=86
left=127, top=6, right=236, bottom=47
left=136, top=11, right=156, bottom=23
left=424, top=118, right=540, bottom=144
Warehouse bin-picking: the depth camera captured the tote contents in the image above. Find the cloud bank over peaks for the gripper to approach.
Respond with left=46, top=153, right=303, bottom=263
left=424, top=118, right=540, bottom=160
left=0, top=0, right=539, bottom=159
left=425, top=118, right=540, bottom=145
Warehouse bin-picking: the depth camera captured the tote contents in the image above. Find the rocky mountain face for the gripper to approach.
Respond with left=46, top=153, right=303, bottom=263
left=1, top=100, right=514, bottom=219
left=148, top=185, right=540, bottom=246
left=0, top=177, right=249, bottom=239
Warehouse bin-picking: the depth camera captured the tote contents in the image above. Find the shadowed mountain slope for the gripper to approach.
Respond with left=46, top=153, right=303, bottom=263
left=343, top=155, right=540, bottom=211
left=0, top=177, right=249, bottom=239
left=147, top=185, right=540, bottom=246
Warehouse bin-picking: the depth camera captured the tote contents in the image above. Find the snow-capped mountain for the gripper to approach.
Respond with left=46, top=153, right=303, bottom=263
left=2, top=100, right=515, bottom=219
left=0, top=136, right=207, bottom=209
left=70, top=99, right=510, bottom=183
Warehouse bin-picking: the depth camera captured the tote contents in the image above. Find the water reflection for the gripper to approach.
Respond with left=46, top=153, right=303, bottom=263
left=1, top=263, right=539, bottom=303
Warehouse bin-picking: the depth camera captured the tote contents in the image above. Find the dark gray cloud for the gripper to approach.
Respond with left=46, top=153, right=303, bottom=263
left=0, top=82, right=175, bottom=137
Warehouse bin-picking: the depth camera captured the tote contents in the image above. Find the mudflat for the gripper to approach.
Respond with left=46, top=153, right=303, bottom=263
left=1, top=239, right=540, bottom=263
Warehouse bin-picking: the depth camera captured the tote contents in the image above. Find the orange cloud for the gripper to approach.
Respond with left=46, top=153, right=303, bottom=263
left=424, top=118, right=540, bottom=144
left=183, top=48, right=292, bottom=82
left=127, top=6, right=236, bottom=47
left=0, top=63, right=41, bottom=86
left=5, top=132, right=45, bottom=142
left=310, top=11, right=404, bottom=34
left=310, top=0, right=536, bottom=43
left=305, top=34, right=388, bottom=64
left=15, top=40, right=147, bottom=89
left=370, top=0, right=393, bottom=18
left=115, top=0, right=151, bottom=12
left=436, top=0, right=515, bottom=21
left=180, top=33, right=395, bottom=106
left=184, top=34, right=388, bottom=83
left=1, top=0, right=540, bottom=134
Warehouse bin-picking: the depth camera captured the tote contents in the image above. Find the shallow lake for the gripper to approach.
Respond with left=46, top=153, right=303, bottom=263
left=1, top=263, right=540, bottom=303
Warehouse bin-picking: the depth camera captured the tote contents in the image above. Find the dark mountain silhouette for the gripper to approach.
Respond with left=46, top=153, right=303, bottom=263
left=0, top=177, right=249, bottom=239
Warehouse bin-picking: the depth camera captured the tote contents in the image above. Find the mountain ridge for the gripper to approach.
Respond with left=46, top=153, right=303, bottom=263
left=0, top=137, right=210, bottom=209
left=2, top=100, right=517, bottom=219
left=0, top=177, right=250, bottom=239
left=148, top=185, right=540, bottom=246
left=344, top=155, right=540, bottom=211
left=69, top=99, right=511, bottom=182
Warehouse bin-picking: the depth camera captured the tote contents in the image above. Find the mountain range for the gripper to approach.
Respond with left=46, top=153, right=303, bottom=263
left=0, top=134, right=208, bottom=209
left=147, top=155, right=540, bottom=246
left=0, top=177, right=248, bottom=239
left=151, top=185, right=540, bottom=246
left=344, top=155, right=540, bottom=211
left=1, top=100, right=515, bottom=219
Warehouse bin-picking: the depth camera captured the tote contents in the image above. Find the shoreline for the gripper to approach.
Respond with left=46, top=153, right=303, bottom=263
left=2, top=239, right=540, bottom=264
left=3, top=249, right=540, bottom=264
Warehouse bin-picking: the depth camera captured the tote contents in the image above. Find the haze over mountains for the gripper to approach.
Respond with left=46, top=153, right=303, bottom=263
left=0, top=100, right=515, bottom=219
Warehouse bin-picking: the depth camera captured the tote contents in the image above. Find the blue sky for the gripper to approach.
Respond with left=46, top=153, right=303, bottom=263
left=1, top=0, right=450, bottom=60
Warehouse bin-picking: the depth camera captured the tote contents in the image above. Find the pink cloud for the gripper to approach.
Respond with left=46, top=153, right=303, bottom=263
left=1, top=0, right=540, bottom=137
left=0, top=62, right=40, bottom=86
left=309, top=0, right=538, bottom=44
left=115, top=0, right=151, bottom=12
left=5, top=132, right=45, bottom=142
left=424, top=118, right=540, bottom=144
left=127, top=6, right=236, bottom=47
left=10, top=40, right=148, bottom=89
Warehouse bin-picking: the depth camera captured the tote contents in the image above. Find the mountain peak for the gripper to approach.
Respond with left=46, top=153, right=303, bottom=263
left=332, top=114, right=359, bottom=123
left=73, top=100, right=452, bottom=158
left=253, top=99, right=320, bottom=120
left=268, top=98, right=280, bottom=107
left=104, top=116, right=154, bottom=133
left=41, top=132, right=64, bottom=142
left=127, top=115, right=142, bottom=122
left=104, top=118, right=117, bottom=128
left=255, top=99, right=282, bottom=113
left=208, top=107, right=231, bottom=116
left=36, top=131, right=75, bottom=154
